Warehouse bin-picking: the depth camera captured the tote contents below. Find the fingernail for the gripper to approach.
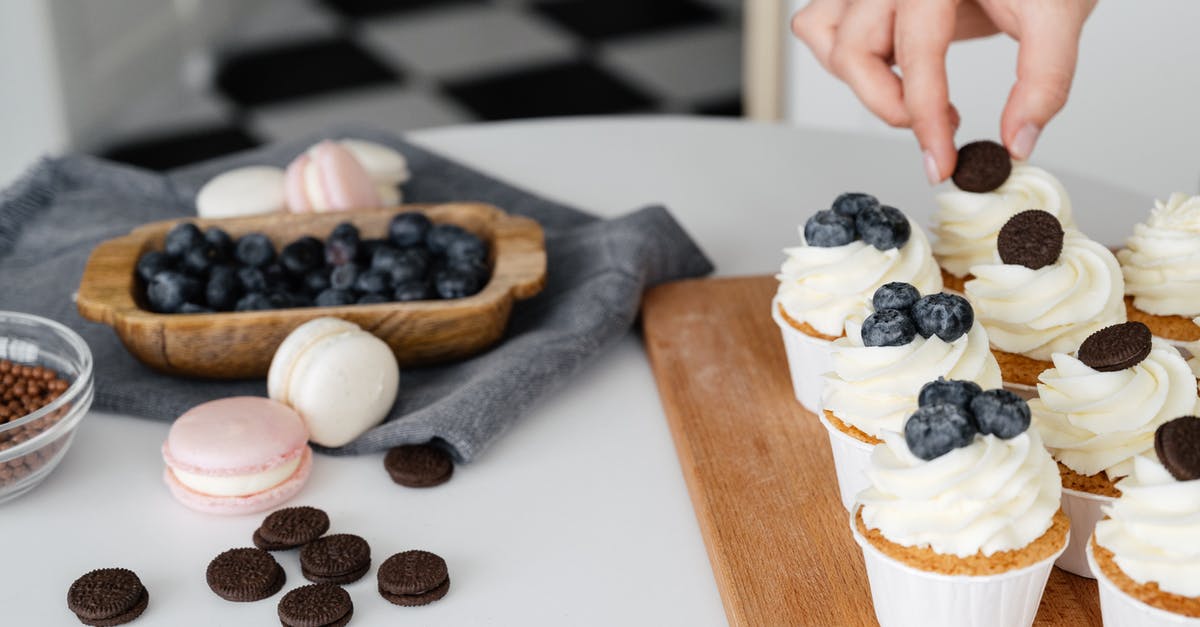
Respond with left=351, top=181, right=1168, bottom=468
left=1011, top=123, right=1041, bottom=160
left=923, top=151, right=941, bottom=185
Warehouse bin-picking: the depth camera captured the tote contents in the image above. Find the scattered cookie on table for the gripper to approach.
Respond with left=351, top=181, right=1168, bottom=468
left=67, top=568, right=148, bottom=626
left=278, top=583, right=353, bottom=627
left=384, top=444, right=454, bottom=488
left=206, top=548, right=286, bottom=602
left=300, top=534, right=372, bottom=585
left=377, top=550, right=450, bottom=607
left=254, top=506, right=331, bottom=551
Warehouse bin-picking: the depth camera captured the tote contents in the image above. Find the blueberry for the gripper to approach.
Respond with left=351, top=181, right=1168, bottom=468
left=235, top=233, right=276, bottom=268
left=181, top=242, right=220, bottom=276
left=434, top=268, right=483, bottom=299
left=304, top=268, right=331, bottom=294
left=329, top=264, right=358, bottom=291
left=325, top=224, right=360, bottom=266
left=357, top=238, right=391, bottom=265
left=267, top=291, right=301, bottom=309
left=426, top=224, right=472, bottom=255
left=445, top=233, right=487, bottom=264
left=393, top=281, right=431, bottom=302
left=357, top=293, right=388, bottom=305
left=234, top=292, right=273, bottom=311
left=178, top=303, right=213, bottom=314
left=904, top=403, right=978, bottom=461
left=164, top=223, right=204, bottom=258
left=378, top=249, right=427, bottom=284
left=389, top=212, right=432, bottom=248
left=970, top=389, right=1031, bottom=439
left=205, top=265, right=241, bottom=311
left=237, top=267, right=267, bottom=293
left=330, top=222, right=360, bottom=243
left=280, top=237, right=324, bottom=276
left=371, top=245, right=404, bottom=272
left=918, top=378, right=982, bottom=412
left=314, top=289, right=355, bottom=307
left=204, top=227, right=234, bottom=259
left=136, top=251, right=171, bottom=283
left=860, top=309, right=917, bottom=347
left=803, top=210, right=857, bottom=247
left=146, top=271, right=201, bottom=313
left=855, top=204, right=911, bottom=251
left=911, top=293, right=974, bottom=342
left=354, top=268, right=391, bottom=294
left=872, top=282, right=920, bottom=313
left=262, top=263, right=294, bottom=290
left=832, top=192, right=880, bottom=217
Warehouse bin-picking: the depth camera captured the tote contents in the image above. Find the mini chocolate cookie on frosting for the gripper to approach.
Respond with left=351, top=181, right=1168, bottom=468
left=965, top=210, right=1126, bottom=386
left=1119, top=193, right=1200, bottom=342
left=933, top=141, right=1075, bottom=289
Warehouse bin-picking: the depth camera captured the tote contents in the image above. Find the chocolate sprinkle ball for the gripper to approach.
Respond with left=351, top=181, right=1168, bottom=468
left=278, top=584, right=353, bottom=627
left=1077, top=322, right=1153, bottom=372
left=206, top=548, right=286, bottom=602
left=1155, top=416, right=1200, bottom=481
left=997, top=209, right=1065, bottom=270
left=300, top=534, right=371, bottom=585
left=254, top=506, right=330, bottom=551
left=952, top=140, right=1012, bottom=192
left=67, top=568, right=148, bottom=626
left=384, top=444, right=454, bottom=488
left=377, top=550, right=450, bottom=607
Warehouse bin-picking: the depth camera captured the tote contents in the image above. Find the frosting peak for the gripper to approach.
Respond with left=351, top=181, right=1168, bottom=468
left=1119, top=192, right=1200, bottom=316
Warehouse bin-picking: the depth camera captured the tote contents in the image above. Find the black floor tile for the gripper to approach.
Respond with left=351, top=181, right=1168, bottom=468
left=216, top=38, right=401, bottom=107
left=99, top=126, right=261, bottom=171
left=532, top=0, right=721, bottom=41
left=694, top=95, right=743, bottom=117
left=318, top=0, right=482, bottom=18
left=443, top=60, right=656, bottom=120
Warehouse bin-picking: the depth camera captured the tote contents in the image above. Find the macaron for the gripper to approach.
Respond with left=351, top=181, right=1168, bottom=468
left=162, top=397, right=312, bottom=515
left=284, top=140, right=381, bottom=213
left=339, top=139, right=410, bottom=186
left=195, top=166, right=287, bottom=219
left=268, top=317, right=400, bottom=448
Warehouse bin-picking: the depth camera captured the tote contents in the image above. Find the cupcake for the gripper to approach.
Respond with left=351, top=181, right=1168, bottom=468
left=851, top=386, right=1067, bottom=627
left=1030, top=321, right=1196, bottom=577
left=1089, top=416, right=1200, bottom=624
left=965, top=209, right=1126, bottom=388
left=820, top=283, right=1000, bottom=508
left=1119, top=193, right=1200, bottom=344
left=774, top=193, right=942, bottom=413
left=932, top=140, right=1075, bottom=292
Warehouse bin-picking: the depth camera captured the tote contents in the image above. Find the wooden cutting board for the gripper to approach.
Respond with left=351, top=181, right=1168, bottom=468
left=641, top=275, right=1100, bottom=627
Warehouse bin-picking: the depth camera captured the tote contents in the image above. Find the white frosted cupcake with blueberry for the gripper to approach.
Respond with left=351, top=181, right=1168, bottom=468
left=932, top=141, right=1075, bottom=292
left=852, top=384, right=1067, bottom=627
left=773, top=194, right=942, bottom=413
left=820, top=282, right=1000, bottom=508
left=1119, top=193, right=1200, bottom=344
left=965, top=209, right=1126, bottom=389
left=1089, top=417, right=1200, bottom=624
left=1030, top=321, right=1197, bottom=578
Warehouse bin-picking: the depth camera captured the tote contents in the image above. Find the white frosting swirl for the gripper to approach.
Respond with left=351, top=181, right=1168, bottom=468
left=1119, top=193, right=1200, bottom=316
left=933, top=163, right=1075, bottom=277
left=823, top=321, right=1002, bottom=438
left=1095, top=455, right=1200, bottom=597
left=776, top=219, right=942, bottom=337
left=858, top=429, right=1061, bottom=557
left=965, top=229, right=1126, bottom=361
left=1031, top=339, right=1197, bottom=478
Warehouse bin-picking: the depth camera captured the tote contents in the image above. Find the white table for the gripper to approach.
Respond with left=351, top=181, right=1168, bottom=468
left=0, top=116, right=1147, bottom=626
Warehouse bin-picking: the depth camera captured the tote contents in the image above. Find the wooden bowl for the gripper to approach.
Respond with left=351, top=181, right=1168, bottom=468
left=76, top=203, right=546, bottom=379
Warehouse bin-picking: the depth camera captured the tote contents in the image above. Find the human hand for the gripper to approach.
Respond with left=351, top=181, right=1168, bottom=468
left=791, top=0, right=1096, bottom=184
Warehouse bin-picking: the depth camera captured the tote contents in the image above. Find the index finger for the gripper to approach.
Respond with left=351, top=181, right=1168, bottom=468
left=894, top=0, right=957, bottom=183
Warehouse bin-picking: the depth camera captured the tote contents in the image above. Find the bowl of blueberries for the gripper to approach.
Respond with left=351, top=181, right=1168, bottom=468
left=76, top=203, right=545, bottom=378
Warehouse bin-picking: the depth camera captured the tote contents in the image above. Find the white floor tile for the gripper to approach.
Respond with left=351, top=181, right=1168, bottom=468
left=218, top=0, right=341, bottom=52
left=249, top=85, right=473, bottom=140
left=601, top=26, right=741, bottom=105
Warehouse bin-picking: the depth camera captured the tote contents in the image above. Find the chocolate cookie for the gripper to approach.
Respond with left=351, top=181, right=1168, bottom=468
left=1155, top=416, right=1200, bottom=481
left=952, top=140, right=1012, bottom=193
left=384, top=444, right=454, bottom=488
left=206, top=548, right=285, bottom=602
left=254, top=506, right=330, bottom=551
left=1077, top=322, right=1153, bottom=372
left=997, top=209, right=1064, bottom=270
left=278, top=584, right=353, bottom=627
left=377, top=550, right=450, bottom=607
left=67, top=568, right=148, bottom=626
left=300, top=534, right=371, bottom=585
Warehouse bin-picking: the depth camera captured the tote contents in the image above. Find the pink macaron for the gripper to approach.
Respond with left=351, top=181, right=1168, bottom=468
left=284, top=140, right=381, bottom=213
left=162, top=397, right=313, bottom=515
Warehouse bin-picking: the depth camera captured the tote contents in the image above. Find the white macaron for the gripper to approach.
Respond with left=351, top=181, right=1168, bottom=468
left=268, top=317, right=400, bottom=447
left=195, top=166, right=287, bottom=218
left=339, top=139, right=410, bottom=186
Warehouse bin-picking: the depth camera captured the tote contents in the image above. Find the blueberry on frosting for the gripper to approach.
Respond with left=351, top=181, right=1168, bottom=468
left=855, top=204, right=910, bottom=251
left=970, top=388, right=1031, bottom=439
left=918, top=377, right=982, bottom=412
left=871, top=282, right=920, bottom=314
left=831, top=192, right=879, bottom=217
left=904, top=404, right=978, bottom=461
left=803, top=209, right=857, bottom=247
left=861, top=309, right=917, bottom=347
left=911, top=293, right=973, bottom=342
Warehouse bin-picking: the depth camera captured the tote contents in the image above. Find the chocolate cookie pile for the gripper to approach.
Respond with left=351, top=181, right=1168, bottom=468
left=0, top=360, right=72, bottom=489
left=384, top=443, right=454, bottom=488
left=66, top=568, right=149, bottom=627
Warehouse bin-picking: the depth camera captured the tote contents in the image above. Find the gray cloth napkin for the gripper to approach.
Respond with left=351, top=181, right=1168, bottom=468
left=0, top=126, right=712, bottom=462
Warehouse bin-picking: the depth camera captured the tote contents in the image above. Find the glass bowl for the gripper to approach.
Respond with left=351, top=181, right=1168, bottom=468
left=0, top=311, right=94, bottom=504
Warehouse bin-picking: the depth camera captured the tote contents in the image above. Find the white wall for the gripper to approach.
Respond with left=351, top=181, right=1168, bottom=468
left=0, top=1, right=69, bottom=187
left=785, top=1, right=1200, bottom=201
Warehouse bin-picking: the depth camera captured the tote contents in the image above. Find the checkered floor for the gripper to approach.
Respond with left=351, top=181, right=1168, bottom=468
left=98, top=0, right=743, bottom=170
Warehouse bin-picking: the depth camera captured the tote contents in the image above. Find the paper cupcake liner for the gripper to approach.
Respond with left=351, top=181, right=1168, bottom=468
left=1055, top=487, right=1113, bottom=578
left=1087, top=540, right=1200, bottom=626
left=851, top=506, right=1066, bottom=627
left=819, top=414, right=875, bottom=511
left=770, top=297, right=834, bottom=414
